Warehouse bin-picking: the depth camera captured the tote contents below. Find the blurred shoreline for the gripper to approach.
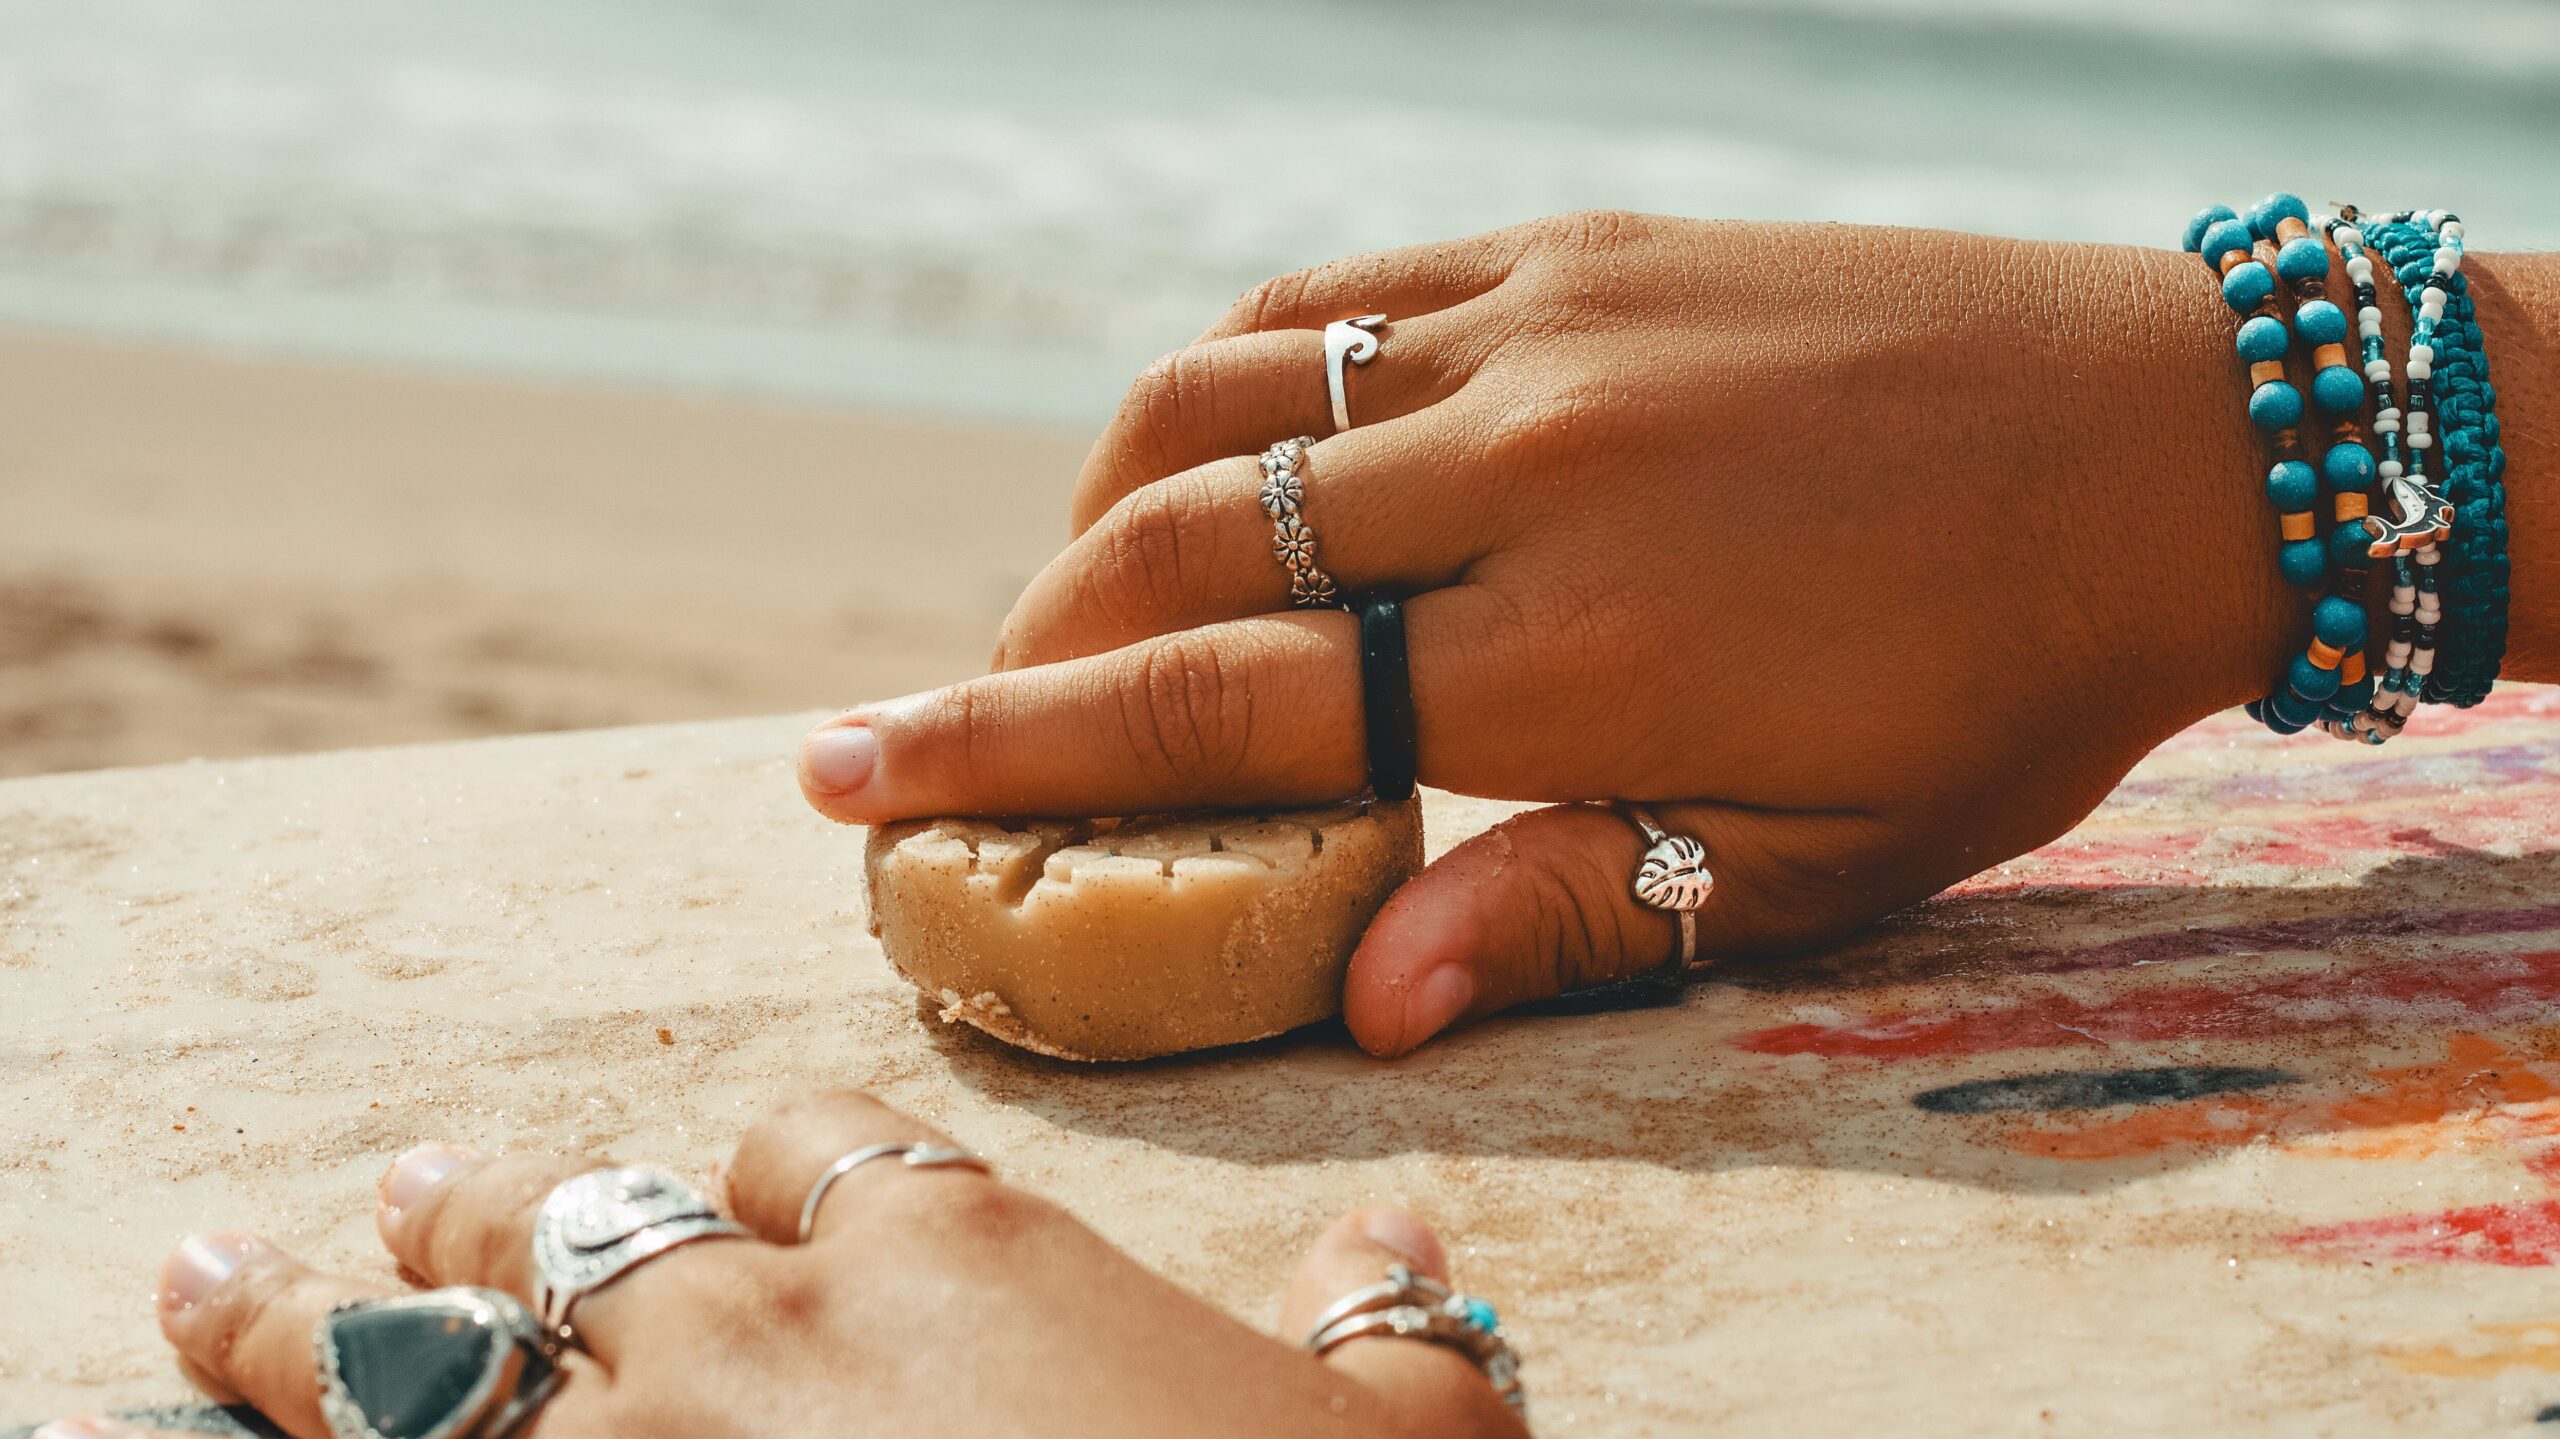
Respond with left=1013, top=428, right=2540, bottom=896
left=6, top=0, right=2555, bottom=424
left=0, top=324, right=1085, bottom=777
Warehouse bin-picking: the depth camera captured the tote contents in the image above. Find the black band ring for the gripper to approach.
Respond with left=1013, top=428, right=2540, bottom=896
left=1353, top=592, right=1417, bottom=803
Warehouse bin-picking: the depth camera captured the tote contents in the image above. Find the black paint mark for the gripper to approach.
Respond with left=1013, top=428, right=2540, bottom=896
left=2536, top=1402, right=2560, bottom=1425
left=1913, top=1065, right=2302, bottom=1115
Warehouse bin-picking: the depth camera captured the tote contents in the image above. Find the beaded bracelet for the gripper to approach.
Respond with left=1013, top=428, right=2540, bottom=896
left=2186, top=193, right=2369, bottom=734
left=2323, top=212, right=2447, bottom=743
left=2367, top=210, right=2506, bottom=708
left=2268, top=206, right=2383, bottom=731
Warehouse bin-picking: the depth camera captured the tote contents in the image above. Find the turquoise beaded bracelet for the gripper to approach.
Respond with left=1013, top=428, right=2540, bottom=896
left=2186, top=192, right=2371, bottom=735
left=2189, top=194, right=2510, bottom=744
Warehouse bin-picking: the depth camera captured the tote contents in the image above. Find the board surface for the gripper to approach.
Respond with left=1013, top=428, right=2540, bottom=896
left=7, top=692, right=2560, bottom=1436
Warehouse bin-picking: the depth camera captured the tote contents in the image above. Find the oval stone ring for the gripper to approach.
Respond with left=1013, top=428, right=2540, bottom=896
left=1618, top=802, right=1710, bottom=973
left=315, top=1287, right=562, bottom=1439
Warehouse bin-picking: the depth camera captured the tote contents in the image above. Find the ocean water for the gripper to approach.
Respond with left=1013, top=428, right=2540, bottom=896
left=2, top=0, right=2555, bottom=424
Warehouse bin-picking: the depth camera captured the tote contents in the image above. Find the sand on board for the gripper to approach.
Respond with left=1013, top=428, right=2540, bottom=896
left=8, top=690, right=2560, bottom=1436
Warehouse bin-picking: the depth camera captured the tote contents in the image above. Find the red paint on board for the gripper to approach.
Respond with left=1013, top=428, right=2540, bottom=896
left=1734, top=950, right=2560, bottom=1061
left=2277, top=1198, right=2560, bottom=1268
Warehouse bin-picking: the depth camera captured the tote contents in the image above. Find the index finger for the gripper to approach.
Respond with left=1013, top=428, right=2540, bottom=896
left=798, top=611, right=1376, bottom=824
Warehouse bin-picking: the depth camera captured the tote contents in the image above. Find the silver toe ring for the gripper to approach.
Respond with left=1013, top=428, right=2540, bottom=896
left=798, top=1141, right=994, bottom=1242
left=1303, top=1263, right=1524, bottom=1416
left=530, top=1166, right=750, bottom=1350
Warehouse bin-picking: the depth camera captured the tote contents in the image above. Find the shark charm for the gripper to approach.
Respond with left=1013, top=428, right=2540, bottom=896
left=2362, top=471, right=2457, bottom=557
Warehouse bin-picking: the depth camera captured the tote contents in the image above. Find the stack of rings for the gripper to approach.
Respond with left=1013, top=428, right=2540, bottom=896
left=1302, top=1263, right=1526, bottom=1417
left=1293, top=311, right=1715, bottom=973
left=1260, top=436, right=1340, bottom=608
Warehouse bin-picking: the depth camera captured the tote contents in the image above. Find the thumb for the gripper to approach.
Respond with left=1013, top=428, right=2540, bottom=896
left=1342, top=801, right=1872, bottom=1057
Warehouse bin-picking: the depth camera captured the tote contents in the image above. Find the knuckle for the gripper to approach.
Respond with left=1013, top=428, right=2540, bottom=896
left=1521, top=850, right=1637, bottom=992
left=1117, top=635, right=1250, bottom=791
left=436, top=1159, right=568, bottom=1286
left=1474, top=377, right=1623, bottom=475
left=1543, top=207, right=1648, bottom=255
left=1229, top=268, right=1312, bottom=334
left=188, top=1256, right=298, bottom=1375
left=1113, top=349, right=1202, bottom=467
left=910, top=682, right=993, bottom=790
left=1090, top=481, right=1212, bottom=630
left=876, top=1175, right=1057, bottom=1252
left=687, top=1248, right=834, bottom=1336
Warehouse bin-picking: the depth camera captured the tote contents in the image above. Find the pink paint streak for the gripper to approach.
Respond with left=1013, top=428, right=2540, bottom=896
left=2278, top=1199, right=2560, bottom=1268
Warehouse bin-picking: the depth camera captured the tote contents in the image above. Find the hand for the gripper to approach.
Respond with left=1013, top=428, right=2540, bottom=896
left=797, top=211, right=2310, bottom=1054
left=71, top=1092, right=1522, bottom=1439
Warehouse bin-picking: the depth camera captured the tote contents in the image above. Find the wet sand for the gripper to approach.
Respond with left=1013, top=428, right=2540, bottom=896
left=0, top=326, right=1086, bottom=778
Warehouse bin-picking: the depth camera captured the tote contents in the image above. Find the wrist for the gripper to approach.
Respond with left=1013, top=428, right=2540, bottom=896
left=2463, top=251, right=2558, bottom=685
left=2125, top=244, right=2306, bottom=724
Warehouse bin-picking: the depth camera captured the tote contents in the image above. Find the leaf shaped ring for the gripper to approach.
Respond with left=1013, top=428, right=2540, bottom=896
left=1618, top=803, right=1708, bottom=973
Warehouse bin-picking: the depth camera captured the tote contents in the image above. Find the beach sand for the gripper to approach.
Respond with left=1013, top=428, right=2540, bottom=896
left=0, top=326, right=1085, bottom=778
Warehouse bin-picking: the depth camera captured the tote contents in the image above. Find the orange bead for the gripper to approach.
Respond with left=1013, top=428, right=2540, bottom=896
left=2250, top=360, right=2290, bottom=387
left=2280, top=512, right=2317, bottom=541
left=2276, top=216, right=2311, bottom=244
left=2341, top=653, right=2368, bottom=685
left=2308, top=640, right=2344, bottom=669
left=2313, top=343, right=2349, bottom=369
left=2335, top=492, right=2369, bottom=520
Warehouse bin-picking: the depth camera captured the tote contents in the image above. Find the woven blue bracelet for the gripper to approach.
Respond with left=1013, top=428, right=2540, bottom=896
left=2366, top=211, right=2507, bottom=708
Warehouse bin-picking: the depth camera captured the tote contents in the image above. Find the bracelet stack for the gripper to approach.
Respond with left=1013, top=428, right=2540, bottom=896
left=2182, top=192, right=2509, bottom=744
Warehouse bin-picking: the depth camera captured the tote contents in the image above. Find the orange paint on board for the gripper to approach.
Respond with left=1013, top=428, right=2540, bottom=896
left=2383, top=1322, right=2560, bottom=1377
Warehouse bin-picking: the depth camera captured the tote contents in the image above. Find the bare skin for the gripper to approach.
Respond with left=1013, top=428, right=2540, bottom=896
left=53, top=1093, right=1521, bottom=1439
left=796, top=213, right=2560, bottom=1057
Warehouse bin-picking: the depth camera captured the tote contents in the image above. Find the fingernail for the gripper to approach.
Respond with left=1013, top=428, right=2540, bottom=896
left=1359, top=1208, right=1448, bottom=1277
left=158, top=1233, right=258, bottom=1334
left=799, top=723, right=878, bottom=796
left=1403, top=964, right=1475, bottom=1049
left=379, top=1143, right=480, bottom=1236
left=36, top=1417, right=143, bottom=1439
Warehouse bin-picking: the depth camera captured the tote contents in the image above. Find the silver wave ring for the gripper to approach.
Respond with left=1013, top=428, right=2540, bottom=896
left=1323, top=313, right=1385, bottom=434
left=529, top=1166, right=750, bottom=1349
